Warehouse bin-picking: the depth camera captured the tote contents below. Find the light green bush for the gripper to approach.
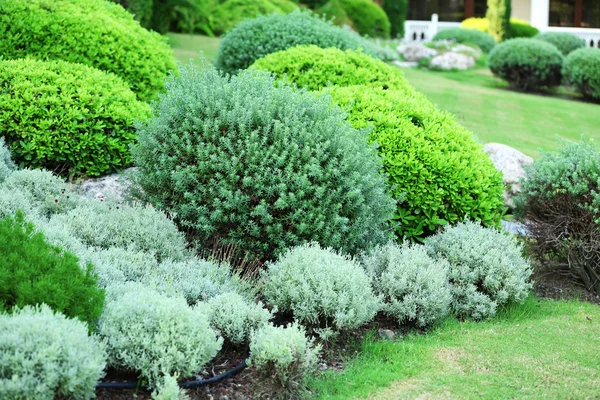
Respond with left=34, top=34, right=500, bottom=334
left=0, top=59, right=150, bottom=177
left=535, top=32, right=586, bottom=55
left=326, top=86, right=504, bottom=241
left=1, top=169, right=79, bottom=217
left=202, top=293, right=272, bottom=344
left=211, top=0, right=298, bottom=36
left=315, top=0, right=353, bottom=27
left=251, top=45, right=410, bottom=90
left=563, top=47, right=600, bottom=100
left=461, top=17, right=539, bottom=39
left=363, top=243, right=451, bottom=327
left=48, top=199, right=187, bottom=259
left=99, top=283, right=222, bottom=389
left=433, top=28, right=496, bottom=53
left=0, top=0, right=177, bottom=101
left=249, top=322, right=321, bottom=390
left=0, top=138, right=15, bottom=184
left=215, top=10, right=381, bottom=74
left=262, top=243, right=381, bottom=338
left=0, top=304, right=106, bottom=400
left=486, top=0, right=511, bottom=42
left=151, top=374, right=188, bottom=400
left=337, top=0, right=390, bottom=38
left=425, top=220, right=533, bottom=320
left=132, top=65, right=394, bottom=264
left=488, top=38, right=564, bottom=91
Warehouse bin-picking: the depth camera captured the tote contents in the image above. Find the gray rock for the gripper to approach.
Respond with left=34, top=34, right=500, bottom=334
left=501, top=220, right=529, bottom=236
left=484, top=143, right=533, bottom=208
left=79, top=167, right=137, bottom=201
left=379, top=329, right=396, bottom=340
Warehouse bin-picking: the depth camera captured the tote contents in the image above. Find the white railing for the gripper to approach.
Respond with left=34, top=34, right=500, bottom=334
left=540, top=27, right=600, bottom=48
left=405, top=14, right=461, bottom=42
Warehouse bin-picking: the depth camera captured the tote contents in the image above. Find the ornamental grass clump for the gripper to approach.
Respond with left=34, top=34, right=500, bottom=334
left=363, top=242, right=451, bottom=327
left=515, top=138, right=600, bottom=294
left=0, top=58, right=150, bottom=177
left=132, top=65, right=394, bottom=264
left=425, top=220, right=533, bottom=320
left=488, top=38, right=564, bottom=91
left=0, top=212, right=105, bottom=328
left=261, top=243, right=381, bottom=338
left=0, top=305, right=106, bottom=400
left=99, top=283, right=222, bottom=389
left=251, top=45, right=410, bottom=91
left=563, top=48, right=600, bottom=101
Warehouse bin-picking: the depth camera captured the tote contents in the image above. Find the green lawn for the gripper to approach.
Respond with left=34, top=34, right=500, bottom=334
left=310, top=297, right=600, bottom=399
left=167, top=33, right=221, bottom=65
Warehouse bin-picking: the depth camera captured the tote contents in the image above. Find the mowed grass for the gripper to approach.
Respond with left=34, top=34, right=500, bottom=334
left=167, top=33, right=221, bottom=65
left=310, top=297, right=600, bottom=399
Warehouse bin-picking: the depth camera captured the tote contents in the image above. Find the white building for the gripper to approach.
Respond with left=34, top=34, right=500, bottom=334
left=405, top=0, right=600, bottom=47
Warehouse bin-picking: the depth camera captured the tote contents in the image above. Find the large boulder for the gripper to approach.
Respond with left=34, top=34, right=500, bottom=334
left=483, top=143, right=533, bottom=208
left=79, top=168, right=136, bottom=200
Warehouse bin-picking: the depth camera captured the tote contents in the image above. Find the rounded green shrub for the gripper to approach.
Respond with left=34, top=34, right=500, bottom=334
left=326, top=86, right=504, bottom=241
left=0, top=0, right=177, bottom=101
left=262, top=243, right=382, bottom=338
left=0, top=212, right=105, bottom=328
left=215, top=9, right=380, bottom=74
left=251, top=45, right=410, bottom=91
left=488, top=38, right=564, bottom=91
left=110, top=0, right=153, bottom=28
left=315, top=0, right=353, bottom=27
left=563, top=47, right=600, bottom=100
left=0, top=138, right=15, bottom=184
left=132, top=65, right=394, bottom=263
left=535, top=32, right=586, bottom=55
left=425, top=220, right=533, bottom=320
left=515, top=138, right=600, bottom=294
left=363, top=243, right=451, bottom=327
left=433, top=27, right=496, bottom=53
left=337, top=0, right=391, bottom=38
left=210, top=0, right=297, bottom=36
left=461, top=17, right=539, bottom=39
left=99, top=283, right=222, bottom=389
left=0, top=59, right=150, bottom=177
left=0, top=304, right=106, bottom=400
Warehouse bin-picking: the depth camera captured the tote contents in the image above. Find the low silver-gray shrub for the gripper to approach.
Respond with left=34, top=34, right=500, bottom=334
left=0, top=137, right=15, bottom=183
left=0, top=304, right=106, bottom=400
left=363, top=243, right=451, bottom=327
left=262, top=243, right=381, bottom=338
left=425, top=220, right=533, bottom=320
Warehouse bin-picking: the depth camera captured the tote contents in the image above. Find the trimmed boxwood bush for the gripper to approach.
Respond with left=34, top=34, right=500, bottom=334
left=488, top=38, right=564, bottom=91
left=251, top=45, right=410, bottom=91
left=0, top=212, right=105, bottom=328
left=326, top=86, right=505, bottom=240
left=0, top=304, right=106, bottom=400
left=0, top=0, right=177, bottom=101
left=461, top=17, right=539, bottom=39
left=315, top=0, right=353, bottom=28
left=337, top=0, right=391, bottom=38
left=563, top=47, right=600, bottom=100
left=433, top=27, right=496, bottom=53
left=0, top=59, right=150, bottom=177
left=132, top=65, right=394, bottom=263
left=215, top=9, right=380, bottom=74
left=535, top=32, right=586, bottom=56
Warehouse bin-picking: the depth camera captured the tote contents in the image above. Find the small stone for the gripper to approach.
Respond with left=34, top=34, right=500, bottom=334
left=484, top=143, right=534, bottom=208
left=319, top=363, right=328, bottom=371
left=379, top=329, right=395, bottom=340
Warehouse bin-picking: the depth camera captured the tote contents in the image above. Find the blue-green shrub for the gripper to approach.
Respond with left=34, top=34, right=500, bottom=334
left=563, top=47, right=600, bottom=100
left=425, top=220, right=533, bottom=320
left=0, top=58, right=150, bottom=177
left=433, top=28, right=496, bottom=53
left=0, top=305, right=106, bottom=400
left=0, top=0, right=177, bottom=102
left=488, top=38, right=564, bottom=91
left=535, top=32, right=586, bottom=55
left=132, top=65, right=394, bottom=263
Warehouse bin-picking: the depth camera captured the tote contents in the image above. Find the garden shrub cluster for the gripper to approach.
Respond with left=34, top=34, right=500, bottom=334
left=488, top=38, right=564, bottom=91
left=262, top=243, right=382, bottom=339
left=461, top=17, right=539, bottom=39
left=0, top=58, right=149, bottom=177
left=515, top=138, right=600, bottom=294
left=0, top=0, right=177, bottom=102
left=336, top=0, right=390, bottom=38
left=433, top=27, right=497, bottom=53
left=132, top=64, right=394, bottom=263
left=425, top=220, right=533, bottom=320
left=215, top=10, right=387, bottom=74
left=0, top=212, right=104, bottom=329
left=0, top=305, right=106, bottom=400
left=363, top=243, right=451, bottom=327
left=252, top=45, right=410, bottom=91
left=209, top=0, right=298, bottom=36
left=563, top=48, right=600, bottom=100
left=535, top=32, right=586, bottom=56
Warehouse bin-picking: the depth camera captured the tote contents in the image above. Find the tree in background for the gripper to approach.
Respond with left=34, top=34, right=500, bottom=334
left=382, top=0, right=407, bottom=38
left=486, top=0, right=511, bottom=42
